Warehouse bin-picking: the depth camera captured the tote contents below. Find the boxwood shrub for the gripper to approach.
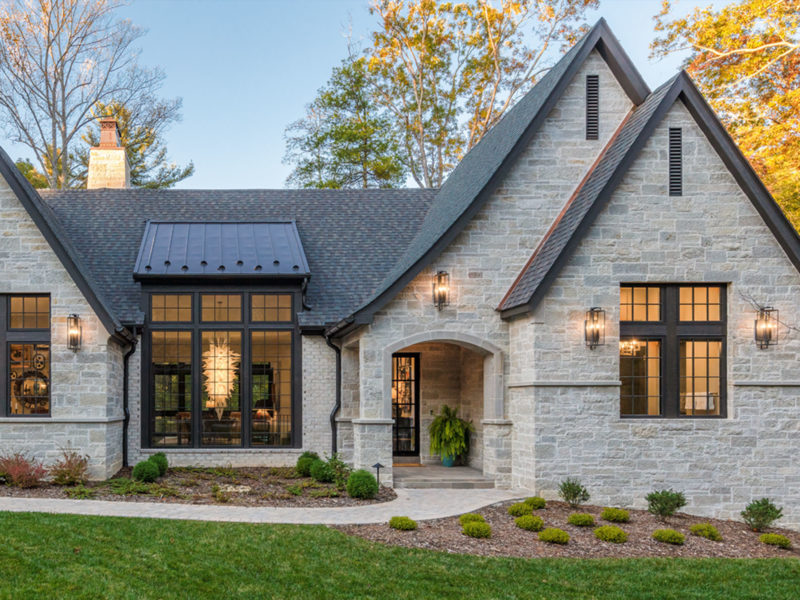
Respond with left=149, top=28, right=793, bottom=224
left=346, top=469, right=378, bottom=499
left=594, top=525, right=628, bottom=543
left=524, top=496, right=546, bottom=510
left=759, top=533, right=791, bottom=549
left=462, top=521, right=492, bottom=538
left=309, top=459, right=335, bottom=483
left=514, top=515, right=544, bottom=532
left=652, top=528, right=685, bottom=545
left=295, top=451, right=319, bottom=477
left=149, top=452, right=168, bottom=477
left=458, top=513, right=485, bottom=526
left=132, top=460, right=159, bottom=483
left=567, top=513, right=595, bottom=527
left=601, top=507, right=630, bottom=523
left=689, top=523, right=722, bottom=542
left=538, top=527, right=570, bottom=544
left=507, top=502, right=533, bottom=517
left=389, top=516, right=417, bottom=531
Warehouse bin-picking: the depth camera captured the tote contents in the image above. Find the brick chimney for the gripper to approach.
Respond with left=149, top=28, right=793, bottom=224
left=87, top=117, right=130, bottom=189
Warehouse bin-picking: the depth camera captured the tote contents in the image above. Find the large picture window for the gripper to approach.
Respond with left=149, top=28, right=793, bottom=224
left=620, top=284, right=726, bottom=418
left=0, top=295, right=51, bottom=416
left=146, top=292, right=297, bottom=448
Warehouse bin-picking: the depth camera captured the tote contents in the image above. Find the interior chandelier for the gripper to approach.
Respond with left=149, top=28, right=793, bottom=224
left=202, top=338, right=240, bottom=420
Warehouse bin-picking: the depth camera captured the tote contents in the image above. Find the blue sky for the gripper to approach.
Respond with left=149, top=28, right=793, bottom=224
left=9, top=0, right=701, bottom=188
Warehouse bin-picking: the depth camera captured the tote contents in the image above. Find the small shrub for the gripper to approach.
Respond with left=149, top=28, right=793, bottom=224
left=286, top=484, right=303, bottom=496
left=109, top=478, right=150, bottom=496
left=652, top=528, right=685, bottom=545
left=295, top=451, right=319, bottom=477
left=689, top=523, right=722, bottom=542
left=538, top=527, right=570, bottom=545
left=646, top=489, right=687, bottom=520
left=558, top=478, right=590, bottom=508
left=462, top=521, right=492, bottom=538
left=0, top=453, right=47, bottom=488
left=459, top=513, right=485, bottom=526
left=601, top=507, right=630, bottom=523
left=50, top=449, right=89, bottom=486
left=389, top=516, right=417, bottom=531
left=515, top=515, right=544, bottom=532
left=507, top=502, right=533, bottom=517
left=132, top=460, right=159, bottom=483
left=309, top=459, right=335, bottom=483
left=211, top=484, right=231, bottom=503
left=524, top=496, right=546, bottom=510
left=567, top=513, right=596, bottom=527
left=759, top=533, right=791, bottom=549
left=325, top=453, right=352, bottom=489
left=66, top=485, right=95, bottom=500
left=149, top=452, right=168, bottom=477
left=346, top=469, right=379, bottom=499
left=594, top=525, right=628, bottom=543
left=741, top=498, right=783, bottom=532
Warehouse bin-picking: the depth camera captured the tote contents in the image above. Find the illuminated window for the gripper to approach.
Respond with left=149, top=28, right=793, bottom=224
left=679, top=286, right=722, bottom=321
left=9, top=296, right=49, bottom=329
left=151, top=294, right=192, bottom=322
left=620, top=286, right=660, bottom=322
left=201, top=294, right=242, bottom=322
left=620, top=339, right=660, bottom=416
left=251, top=294, right=292, bottom=322
left=2, top=295, right=50, bottom=416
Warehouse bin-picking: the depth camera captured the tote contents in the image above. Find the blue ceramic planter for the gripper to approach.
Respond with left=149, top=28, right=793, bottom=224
left=441, top=455, right=455, bottom=467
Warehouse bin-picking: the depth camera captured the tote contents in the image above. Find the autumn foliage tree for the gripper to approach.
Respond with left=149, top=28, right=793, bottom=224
left=652, top=0, right=800, bottom=229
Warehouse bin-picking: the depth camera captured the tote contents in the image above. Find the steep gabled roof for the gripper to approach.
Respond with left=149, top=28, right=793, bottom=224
left=499, top=71, right=800, bottom=318
left=0, top=146, right=133, bottom=343
left=326, top=18, right=650, bottom=337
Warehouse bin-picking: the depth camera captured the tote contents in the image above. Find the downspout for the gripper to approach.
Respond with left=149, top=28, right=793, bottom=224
left=122, top=327, right=139, bottom=468
left=324, top=333, right=342, bottom=456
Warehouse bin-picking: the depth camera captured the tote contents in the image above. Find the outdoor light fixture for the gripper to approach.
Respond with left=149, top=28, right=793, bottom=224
left=372, top=462, right=385, bottom=486
left=432, top=270, right=450, bottom=310
left=584, top=307, right=605, bottom=349
left=67, top=314, right=82, bottom=351
left=754, top=307, right=778, bottom=349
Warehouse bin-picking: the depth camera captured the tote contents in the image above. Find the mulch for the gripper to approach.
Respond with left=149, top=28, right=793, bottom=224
left=335, top=500, right=800, bottom=558
left=0, top=466, right=396, bottom=507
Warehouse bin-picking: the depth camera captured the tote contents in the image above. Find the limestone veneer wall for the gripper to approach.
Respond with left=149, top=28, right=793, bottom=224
left=350, top=50, right=633, bottom=486
left=509, top=100, right=800, bottom=529
left=0, top=176, right=125, bottom=479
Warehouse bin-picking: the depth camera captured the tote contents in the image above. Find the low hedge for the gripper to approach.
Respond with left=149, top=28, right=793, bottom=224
left=567, top=513, right=595, bottom=527
left=538, top=528, right=569, bottom=545
left=389, top=516, right=417, bottom=531
left=601, top=507, right=630, bottom=523
left=458, top=513, right=485, bottom=526
left=594, top=525, right=628, bottom=543
left=514, top=515, right=544, bottom=532
left=652, top=529, right=685, bottom=545
left=462, top=521, right=492, bottom=538
left=689, top=523, right=722, bottom=542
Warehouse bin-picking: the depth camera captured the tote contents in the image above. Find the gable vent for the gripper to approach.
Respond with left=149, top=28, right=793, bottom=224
left=669, top=127, right=682, bottom=196
left=586, top=74, right=599, bottom=140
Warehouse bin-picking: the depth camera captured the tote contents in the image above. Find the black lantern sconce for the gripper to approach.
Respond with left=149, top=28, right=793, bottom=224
left=584, top=307, right=605, bottom=349
left=67, top=314, right=82, bottom=351
left=754, top=307, right=778, bottom=349
left=433, top=270, right=450, bottom=310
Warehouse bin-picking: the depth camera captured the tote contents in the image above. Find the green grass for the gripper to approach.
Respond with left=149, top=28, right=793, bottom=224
left=0, top=512, right=798, bottom=599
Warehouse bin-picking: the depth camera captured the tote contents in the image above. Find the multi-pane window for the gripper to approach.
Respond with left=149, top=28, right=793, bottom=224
left=1, top=295, right=51, bottom=416
left=619, top=284, right=726, bottom=418
left=151, top=294, right=192, bottom=322
left=147, top=291, right=296, bottom=448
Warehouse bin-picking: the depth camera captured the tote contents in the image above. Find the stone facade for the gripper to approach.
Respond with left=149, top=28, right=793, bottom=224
left=0, top=175, right=125, bottom=479
left=508, top=100, right=800, bottom=529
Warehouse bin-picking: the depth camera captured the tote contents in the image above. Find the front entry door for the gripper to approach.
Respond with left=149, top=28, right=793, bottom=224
left=392, top=353, right=419, bottom=456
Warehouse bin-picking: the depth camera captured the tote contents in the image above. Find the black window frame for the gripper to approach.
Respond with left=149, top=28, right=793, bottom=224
left=620, top=284, right=727, bottom=419
left=0, top=294, right=51, bottom=417
left=142, top=285, right=302, bottom=449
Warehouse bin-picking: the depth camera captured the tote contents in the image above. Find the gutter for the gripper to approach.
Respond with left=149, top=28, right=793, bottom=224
left=121, top=326, right=140, bottom=468
left=324, top=333, right=342, bottom=456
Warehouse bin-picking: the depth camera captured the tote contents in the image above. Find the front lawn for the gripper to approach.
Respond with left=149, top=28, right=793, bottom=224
left=0, top=513, right=798, bottom=599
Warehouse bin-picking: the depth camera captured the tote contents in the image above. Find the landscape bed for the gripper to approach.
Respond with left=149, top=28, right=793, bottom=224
left=337, top=499, right=800, bottom=558
left=0, top=466, right=395, bottom=507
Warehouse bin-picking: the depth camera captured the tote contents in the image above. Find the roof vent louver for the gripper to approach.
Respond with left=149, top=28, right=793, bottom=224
left=586, top=74, right=599, bottom=140
left=669, top=127, right=682, bottom=196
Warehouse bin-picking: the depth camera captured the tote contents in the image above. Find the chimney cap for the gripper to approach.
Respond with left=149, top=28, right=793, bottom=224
left=97, top=117, right=122, bottom=148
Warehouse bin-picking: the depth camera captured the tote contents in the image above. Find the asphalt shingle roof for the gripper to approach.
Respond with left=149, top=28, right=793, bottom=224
left=39, top=188, right=437, bottom=327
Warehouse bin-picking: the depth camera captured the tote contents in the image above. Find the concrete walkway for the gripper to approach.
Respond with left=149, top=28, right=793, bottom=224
left=0, top=488, right=524, bottom=525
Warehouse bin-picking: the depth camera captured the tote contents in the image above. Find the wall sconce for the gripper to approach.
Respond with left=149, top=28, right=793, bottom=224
left=584, top=307, right=605, bottom=349
left=754, top=307, right=778, bottom=349
left=432, top=270, right=450, bottom=310
left=67, top=314, right=82, bottom=351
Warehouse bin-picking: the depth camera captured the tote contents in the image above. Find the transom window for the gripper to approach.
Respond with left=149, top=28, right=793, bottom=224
left=147, top=290, right=298, bottom=448
left=0, top=295, right=51, bottom=416
left=619, top=284, right=726, bottom=418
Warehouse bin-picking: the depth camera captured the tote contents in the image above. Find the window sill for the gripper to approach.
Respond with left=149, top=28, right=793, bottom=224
left=140, top=448, right=303, bottom=453
left=0, top=416, right=124, bottom=424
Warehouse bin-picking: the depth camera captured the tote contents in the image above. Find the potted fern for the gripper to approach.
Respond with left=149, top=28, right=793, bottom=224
left=428, top=405, right=474, bottom=467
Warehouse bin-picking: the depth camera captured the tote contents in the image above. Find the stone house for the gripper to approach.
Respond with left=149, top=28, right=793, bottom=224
left=1, top=20, right=798, bottom=528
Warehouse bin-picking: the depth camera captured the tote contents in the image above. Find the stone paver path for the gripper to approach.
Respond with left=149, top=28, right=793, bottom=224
left=0, top=488, right=524, bottom=524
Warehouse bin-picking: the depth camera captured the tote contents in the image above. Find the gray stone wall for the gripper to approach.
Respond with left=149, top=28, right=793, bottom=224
left=510, top=100, right=800, bottom=529
left=0, top=175, right=125, bottom=479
